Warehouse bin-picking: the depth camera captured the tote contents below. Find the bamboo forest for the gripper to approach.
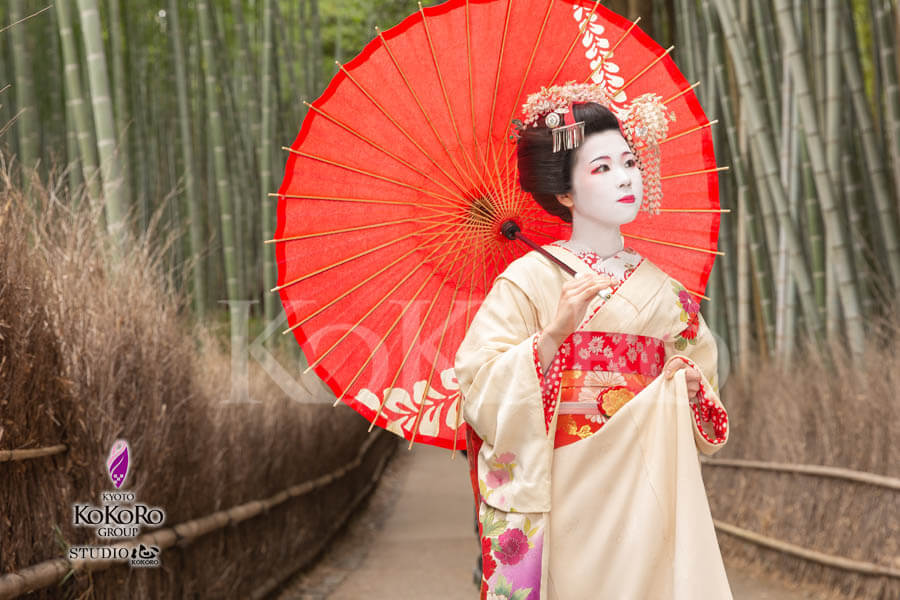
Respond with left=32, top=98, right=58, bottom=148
left=1, top=1, right=897, bottom=599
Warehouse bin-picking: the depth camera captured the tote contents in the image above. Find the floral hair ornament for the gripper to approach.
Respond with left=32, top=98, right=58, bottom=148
left=519, top=81, right=676, bottom=214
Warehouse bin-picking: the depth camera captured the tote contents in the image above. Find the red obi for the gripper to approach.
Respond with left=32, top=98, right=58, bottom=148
left=534, top=331, right=666, bottom=448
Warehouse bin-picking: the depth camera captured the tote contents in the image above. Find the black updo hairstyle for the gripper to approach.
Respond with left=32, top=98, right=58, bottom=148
left=517, top=102, right=623, bottom=223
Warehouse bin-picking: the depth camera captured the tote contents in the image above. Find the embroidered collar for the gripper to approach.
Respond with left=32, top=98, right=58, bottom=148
left=549, top=239, right=642, bottom=276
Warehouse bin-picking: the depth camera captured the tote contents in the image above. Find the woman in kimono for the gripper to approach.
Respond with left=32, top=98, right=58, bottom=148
left=454, top=85, right=732, bottom=600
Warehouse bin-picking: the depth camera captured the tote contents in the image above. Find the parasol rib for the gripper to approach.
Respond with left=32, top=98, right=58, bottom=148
left=661, top=165, right=729, bottom=180
left=622, top=233, right=725, bottom=255
left=266, top=214, right=453, bottom=244
left=284, top=146, right=464, bottom=203
left=661, top=120, right=718, bottom=145
left=271, top=225, right=444, bottom=292
left=484, top=0, right=516, bottom=218
left=664, top=81, right=701, bottom=105
left=486, top=0, right=515, bottom=155
left=303, top=101, right=472, bottom=205
left=270, top=192, right=453, bottom=213
left=615, top=46, right=675, bottom=95
left=658, top=208, right=731, bottom=213
left=450, top=387, right=464, bottom=456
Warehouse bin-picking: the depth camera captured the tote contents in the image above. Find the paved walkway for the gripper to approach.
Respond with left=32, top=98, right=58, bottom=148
left=277, top=439, right=823, bottom=599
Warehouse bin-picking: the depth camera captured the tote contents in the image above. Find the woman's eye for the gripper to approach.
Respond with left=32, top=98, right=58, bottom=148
left=592, top=164, right=610, bottom=174
left=625, top=158, right=637, bottom=168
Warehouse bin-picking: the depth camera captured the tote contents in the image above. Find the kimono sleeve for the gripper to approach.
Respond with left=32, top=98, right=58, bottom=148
left=663, top=283, right=729, bottom=455
left=454, top=276, right=546, bottom=448
left=453, top=276, right=554, bottom=512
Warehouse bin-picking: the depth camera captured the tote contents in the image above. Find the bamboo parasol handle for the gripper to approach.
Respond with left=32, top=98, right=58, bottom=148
left=501, top=220, right=577, bottom=277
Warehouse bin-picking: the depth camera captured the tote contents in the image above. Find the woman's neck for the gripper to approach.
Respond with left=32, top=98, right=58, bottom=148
left=566, top=221, right=624, bottom=259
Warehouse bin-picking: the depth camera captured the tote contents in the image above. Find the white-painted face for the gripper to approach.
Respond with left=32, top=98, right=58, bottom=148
left=557, top=130, right=643, bottom=227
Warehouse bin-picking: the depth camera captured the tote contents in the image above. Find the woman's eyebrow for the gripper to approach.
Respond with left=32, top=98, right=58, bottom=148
left=589, top=155, right=611, bottom=164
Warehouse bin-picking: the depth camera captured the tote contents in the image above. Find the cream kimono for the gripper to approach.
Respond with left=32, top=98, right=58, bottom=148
left=454, top=243, right=731, bottom=600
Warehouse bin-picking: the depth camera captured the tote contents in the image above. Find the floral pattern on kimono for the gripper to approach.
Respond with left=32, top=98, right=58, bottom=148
left=465, top=430, right=545, bottom=600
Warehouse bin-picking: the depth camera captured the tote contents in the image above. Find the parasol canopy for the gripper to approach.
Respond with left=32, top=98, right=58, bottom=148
left=274, top=0, right=723, bottom=452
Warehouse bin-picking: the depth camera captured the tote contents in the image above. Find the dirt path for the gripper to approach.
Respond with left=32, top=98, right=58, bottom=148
left=276, top=440, right=823, bottom=599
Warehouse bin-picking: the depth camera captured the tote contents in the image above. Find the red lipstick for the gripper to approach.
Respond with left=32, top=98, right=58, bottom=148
left=617, top=195, right=636, bottom=204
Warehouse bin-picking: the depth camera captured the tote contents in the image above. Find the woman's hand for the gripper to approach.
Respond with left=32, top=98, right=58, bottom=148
left=537, top=272, right=617, bottom=375
left=664, top=358, right=701, bottom=399
left=545, top=272, right=618, bottom=342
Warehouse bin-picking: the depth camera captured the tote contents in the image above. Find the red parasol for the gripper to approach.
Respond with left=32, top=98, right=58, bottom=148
left=273, top=0, right=723, bottom=452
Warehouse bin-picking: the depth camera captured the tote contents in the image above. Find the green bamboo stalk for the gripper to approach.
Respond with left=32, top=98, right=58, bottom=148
left=735, top=184, right=752, bottom=369
left=216, top=8, right=251, bottom=302
left=712, top=0, right=823, bottom=338
left=874, top=0, right=900, bottom=200
left=56, top=0, right=102, bottom=205
left=310, top=0, right=322, bottom=97
left=742, top=2, right=783, bottom=277
left=65, top=101, right=83, bottom=197
left=896, top=0, right=900, bottom=89
left=772, top=0, right=866, bottom=355
left=9, top=0, right=40, bottom=179
left=77, top=0, right=128, bottom=243
left=168, top=0, right=206, bottom=319
left=198, top=0, right=240, bottom=311
left=700, top=5, right=740, bottom=353
left=0, top=49, right=12, bottom=134
left=812, top=0, right=827, bottom=130
left=231, top=0, right=262, bottom=301
left=820, top=0, right=841, bottom=318
left=841, top=152, right=870, bottom=314
left=45, top=3, right=65, bottom=168
left=774, top=64, right=798, bottom=360
left=714, top=59, right=776, bottom=355
left=866, top=0, right=885, bottom=134
left=261, top=0, right=277, bottom=326
left=675, top=0, right=698, bottom=82
left=107, top=0, right=132, bottom=213
left=840, top=4, right=900, bottom=290
left=750, top=0, right=781, bottom=132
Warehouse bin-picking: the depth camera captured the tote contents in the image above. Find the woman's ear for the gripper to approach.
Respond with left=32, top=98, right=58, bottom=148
left=556, top=193, right=574, bottom=209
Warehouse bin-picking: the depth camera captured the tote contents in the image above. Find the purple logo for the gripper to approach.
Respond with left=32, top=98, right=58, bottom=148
left=106, top=440, right=130, bottom=489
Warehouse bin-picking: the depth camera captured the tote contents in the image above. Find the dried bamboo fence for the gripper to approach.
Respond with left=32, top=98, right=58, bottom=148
left=702, top=459, right=900, bottom=581
left=0, top=177, right=400, bottom=598
left=0, top=431, right=395, bottom=600
left=701, top=340, right=899, bottom=600
left=0, top=445, right=66, bottom=463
